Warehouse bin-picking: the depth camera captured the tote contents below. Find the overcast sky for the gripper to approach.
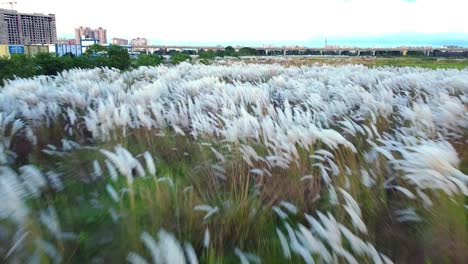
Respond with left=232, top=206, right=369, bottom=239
left=10, top=0, right=468, bottom=45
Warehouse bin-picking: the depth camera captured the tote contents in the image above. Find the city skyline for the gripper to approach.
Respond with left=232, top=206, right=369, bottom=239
left=6, top=0, right=468, bottom=47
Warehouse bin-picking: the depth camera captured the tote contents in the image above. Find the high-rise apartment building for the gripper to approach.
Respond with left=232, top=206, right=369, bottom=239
left=0, top=9, right=57, bottom=44
left=75, top=26, right=107, bottom=44
left=94, top=27, right=107, bottom=44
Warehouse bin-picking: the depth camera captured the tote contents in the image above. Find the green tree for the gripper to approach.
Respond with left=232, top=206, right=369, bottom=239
left=215, top=50, right=225, bottom=57
left=84, top=44, right=108, bottom=56
left=199, top=50, right=216, bottom=60
left=107, top=45, right=131, bottom=70
left=238, top=47, right=257, bottom=56
left=171, top=53, right=192, bottom=64
left=33, top=53, right=65, bottom=76
left=0, top=54, right=37, bottom=84
left=224, top=46, right=236, bottom=56
left=134, top=54, right=163, bottom=67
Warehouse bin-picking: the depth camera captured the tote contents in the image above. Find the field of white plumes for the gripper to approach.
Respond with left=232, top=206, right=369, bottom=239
left=0, top=62, right=467, bottom=263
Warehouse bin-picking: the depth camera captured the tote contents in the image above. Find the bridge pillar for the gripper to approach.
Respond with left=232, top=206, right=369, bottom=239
left=357, top=50, right=361, bottom=56
left=283, top=50, right=286, bottom=56
left=338, top=50, right=342, bottom=55
left=320, top=50, right=323, bottom=55
left=372, top=50, right=376, bottom=56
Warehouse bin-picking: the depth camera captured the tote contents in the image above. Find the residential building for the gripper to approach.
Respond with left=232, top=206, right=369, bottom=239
left=0, top=9, right=57, bottom=44
left=112, top=37, right=128, bottom=45
left=131, top=37, right=149, bottom=47
left=57, top=38, right=76, bottom=45
left=75, top=26, right=107, bottom=44
left=94, top=27, right=107, bottom=44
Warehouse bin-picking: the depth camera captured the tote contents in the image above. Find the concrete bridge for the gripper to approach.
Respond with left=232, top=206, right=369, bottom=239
left=130, top=45, right=468, bottom=57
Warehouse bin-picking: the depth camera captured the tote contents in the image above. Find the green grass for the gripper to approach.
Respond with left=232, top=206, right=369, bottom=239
left=265, top=56, right=468, bottom=70
left=371, top=57, right=468, bottom=69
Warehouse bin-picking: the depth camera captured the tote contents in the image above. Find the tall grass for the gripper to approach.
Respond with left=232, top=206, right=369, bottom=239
left=0, top=63, right=467, bottom=263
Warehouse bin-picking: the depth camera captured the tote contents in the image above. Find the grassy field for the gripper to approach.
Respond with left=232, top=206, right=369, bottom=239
left=237, top=56, right=468, bottom=70
left=0, top=63, right=467, bottom=263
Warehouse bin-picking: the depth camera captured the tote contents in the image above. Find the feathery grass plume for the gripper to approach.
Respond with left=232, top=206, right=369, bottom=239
left=272, top=206, right=288, bottom=220
left=4, top=228, right=29, bottom=259
left=395, top=208, right=421, bottom=223
left=339, top=189, right=361, bottom=214
left=338, top=189, right=367, bottom=233
left=337, top=224, right=369, bottom=254
left=143, top=151, right=156, bottom=176
left=19, top=165, right=46, bottom=198
left=297, top=224, right=332, bottom=263
left=234, top=247, right=261, bottom=264
left=130, top=230, right=187, bottom=264
left=46, top=171, right=63, bottom=191
left=105, top=159, right=118, bottom=181
left=367, top=139, right=395, bottom=161
left=240, top=144, right=264, bottom=167
left=106, top=184, right=120, bottom=203
left=285, top=223, right=315, bottom=264
left=276, top=227, right=291, bottom=259
left=92, top=160, right=102, bottom=179
left=127, top=252, right=149, bottom=264
left=115, top=145, right=145, bottom=177
left=210, top=147, right=226, bottom=162
left=328, top=186, right=338, bottom=206
left=392, top=186, right=416, bottom=199
left=416, top=189, right=433, bottom=208
left=234, top=247, right=250, bottom=264
left=100, top=145, right=149, bottom=183
left=141, top=231, right=161, bottom=264
left=392, top=140, right=468, bottom=196
left=248, top=168, right=263, bottom=176
left=361, top=169, right=376, bottom=188
left=195, top=204, right=220, bottom=221
left=0, top=166, right=29, bottom=225
left=313, top=163, right=331, bottom=185
left=0, top=144, right=7, bottom=165
left=100, top=148, right=133, bottom=184
left=280, top=201, right=298, bottom=215
left=203, top=228, right=210, bottom=249
left=184, top=242, right=199, bottom=264
left=61, top=139, right=80, bottom=152
left=157, top=177, right=175, bottom=187
left=39, top=206, right=61, bottom=239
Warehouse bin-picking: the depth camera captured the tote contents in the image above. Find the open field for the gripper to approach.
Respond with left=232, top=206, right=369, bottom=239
left=230, top=56, right=468, bottom=70
left=0, top=63, right=467, bottom=263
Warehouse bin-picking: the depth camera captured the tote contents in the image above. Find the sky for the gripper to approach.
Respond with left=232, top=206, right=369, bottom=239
left=8, top=0, right=468, bottom=46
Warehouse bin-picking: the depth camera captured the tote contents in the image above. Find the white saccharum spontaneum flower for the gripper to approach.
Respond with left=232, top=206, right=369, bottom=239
left=0, top=62, right=466, bottom=263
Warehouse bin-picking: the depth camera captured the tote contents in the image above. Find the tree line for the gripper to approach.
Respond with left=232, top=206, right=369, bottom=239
left=0, top=45, right=261, bottom=84
left=0, top=45, right=164, bottom=84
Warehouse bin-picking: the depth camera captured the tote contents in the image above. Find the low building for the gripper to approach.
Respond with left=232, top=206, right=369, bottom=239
left=57, top=38, right=76, bottom=45
left=131, top=37, right=149, bottom=47
left=112, top=38, right=128, bottom=45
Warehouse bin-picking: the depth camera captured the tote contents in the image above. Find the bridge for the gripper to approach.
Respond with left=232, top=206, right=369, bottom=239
left=130, top=45, right=468, bottom=57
